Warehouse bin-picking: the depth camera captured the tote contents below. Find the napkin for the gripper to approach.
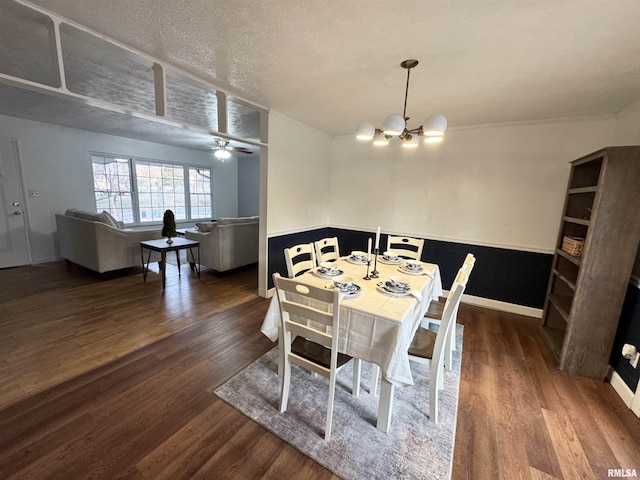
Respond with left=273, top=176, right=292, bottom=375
left=409, top=289, right=422, bottom=301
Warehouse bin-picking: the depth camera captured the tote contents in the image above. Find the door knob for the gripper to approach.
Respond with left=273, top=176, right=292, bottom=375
left=14, top=211, right=22, bottom=216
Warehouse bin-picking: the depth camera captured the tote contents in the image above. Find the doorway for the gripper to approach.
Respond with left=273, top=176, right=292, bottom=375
left=0, top=136, right=30, bottom=268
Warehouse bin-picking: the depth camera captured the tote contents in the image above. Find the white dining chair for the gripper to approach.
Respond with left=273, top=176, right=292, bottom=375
left=425, top=254, right=474, bottom=357
left=407, top=280, right=466, bottom=423
left=368, top=278, right=466, bottom=423
left=273, top=273, right=362, bottom=440
left=284, top=243, right=317, bottom=278
left=314, top=237, right=340, bottom=263
left=385, top=235, right=424, bottom=260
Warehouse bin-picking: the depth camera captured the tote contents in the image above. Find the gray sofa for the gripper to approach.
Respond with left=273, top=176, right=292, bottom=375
left=185, top=216, right=259, bottom=272
left=56, top=210, right=161, bottom=273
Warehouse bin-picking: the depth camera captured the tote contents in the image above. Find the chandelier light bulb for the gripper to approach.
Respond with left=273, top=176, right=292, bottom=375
left=355, top=121, right=375, bottom=141
left=424, top=136, right=443, bottom=144
left=382, top=114, right=405, bottom=136
left=422, top=114, right=448, bottom=137
left=402, top=135, right=419, bottom=148
left=372, top=132, right=389, bottom=146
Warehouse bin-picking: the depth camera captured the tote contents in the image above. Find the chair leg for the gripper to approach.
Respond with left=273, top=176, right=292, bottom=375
left=352, top=359, right=361, bottom=398
left=370, top=364, right=380, bottom=396
left=429, top=371, right=439, bottom=423
left=326, top=371, right=336, bottom=441
left=280, top=360, right=291, bottom=413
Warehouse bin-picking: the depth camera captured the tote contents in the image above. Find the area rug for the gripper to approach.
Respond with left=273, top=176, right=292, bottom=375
left=214, top=324, right=463, bottom=480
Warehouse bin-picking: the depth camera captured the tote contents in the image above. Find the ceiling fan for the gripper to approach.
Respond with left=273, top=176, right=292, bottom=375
left=213, top=140, right=253, bottom=159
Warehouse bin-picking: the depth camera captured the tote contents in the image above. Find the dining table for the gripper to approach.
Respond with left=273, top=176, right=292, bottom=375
left=260, top=254, right=443, bottom=433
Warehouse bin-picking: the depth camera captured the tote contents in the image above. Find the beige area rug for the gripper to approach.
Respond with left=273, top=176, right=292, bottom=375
left=215, top=324, right=463, bottom=480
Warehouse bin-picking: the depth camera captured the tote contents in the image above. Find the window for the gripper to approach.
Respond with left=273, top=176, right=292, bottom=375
left=92, top=156, right=134, bottom=223
left=189, top=167, right=212, bottom=219
left=91, top=154, right=212, bottom=225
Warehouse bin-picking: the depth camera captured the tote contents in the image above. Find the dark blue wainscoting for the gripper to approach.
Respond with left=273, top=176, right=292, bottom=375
left=268, top=227, right=552, bottom=308
left=610, top=284, right=640, bottom=392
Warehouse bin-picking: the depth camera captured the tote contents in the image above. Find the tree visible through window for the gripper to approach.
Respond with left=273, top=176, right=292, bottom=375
left=92, top=156, right=134, bottom=223
left=91, top=154, right=212, bottom=225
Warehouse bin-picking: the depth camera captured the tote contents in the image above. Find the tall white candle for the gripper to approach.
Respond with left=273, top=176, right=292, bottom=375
left=367, top=238, right=372, bottom=261
left=375, top=226, right=381, bottom=250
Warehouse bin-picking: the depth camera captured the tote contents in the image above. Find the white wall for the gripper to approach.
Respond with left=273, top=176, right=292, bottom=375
left=0, top=114, right=237, bottom=263
left=330, top=117, right=615, bottom=253
left=612, top=100, right=640, bottom=145
left=237, top=157, right=260, bottom=217
left=266, top=111, right=332, bottom=236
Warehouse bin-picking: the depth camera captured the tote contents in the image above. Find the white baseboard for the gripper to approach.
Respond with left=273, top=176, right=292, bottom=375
left=609, top=369, right=635, bottom=409
left=453, top=292, right=543, bottom=318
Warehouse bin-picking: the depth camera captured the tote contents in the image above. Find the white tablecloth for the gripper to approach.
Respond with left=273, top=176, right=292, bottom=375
left=260, top=258, right=442, bottom=387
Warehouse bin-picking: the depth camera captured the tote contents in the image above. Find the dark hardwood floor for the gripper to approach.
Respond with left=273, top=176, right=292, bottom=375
left=0, top=261, right=638, bottom=479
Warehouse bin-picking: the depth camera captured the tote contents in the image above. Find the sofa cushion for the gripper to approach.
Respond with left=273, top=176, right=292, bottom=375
left=65, top=208, right=80, bottom=217
left=196, top=221, right=217, bottom=232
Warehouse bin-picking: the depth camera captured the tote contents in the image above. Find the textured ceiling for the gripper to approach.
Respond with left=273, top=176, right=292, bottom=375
left=2, top=0, right=640, bottom=145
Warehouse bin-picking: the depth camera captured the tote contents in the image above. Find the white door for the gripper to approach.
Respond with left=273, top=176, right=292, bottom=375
left=632, top=382, right=640, bottom=418
left=0, top=136, right=30, bottom=268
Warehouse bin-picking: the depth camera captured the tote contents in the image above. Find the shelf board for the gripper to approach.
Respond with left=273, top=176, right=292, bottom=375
left=539, top=325, right=564, bottom=362
left=563, top=215, right=590, bottom=226
left=556, top=248, right=581, bottom=266
left=552, top=269, right=576, bottom=291
left=568, top=186, right=598, bottom=194
left=548, top=293, right=571, bottom=321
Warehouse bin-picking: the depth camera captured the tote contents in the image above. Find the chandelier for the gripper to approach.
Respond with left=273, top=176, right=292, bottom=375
left=355, top=59, right=447, bottom=147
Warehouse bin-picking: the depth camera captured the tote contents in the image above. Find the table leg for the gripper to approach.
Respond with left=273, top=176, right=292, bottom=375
left=160, top=252, right=167, bottom=289
left=176, top=249, right=181, bottom=275
left=142, top=247, right=152, bottom=282
left=377, top=378, right=395, bottom=433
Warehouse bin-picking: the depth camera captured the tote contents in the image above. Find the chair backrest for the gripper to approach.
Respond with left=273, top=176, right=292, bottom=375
left=386, top=235, right=424, bottom=260
left=273, top=273, right=342, bottom=369
left=462, top=253, right=475, bottom=275
left=430, top=279, right=465, bottom=422
left=314, top=237, right=340, bottom=263
left=284, top=243, right=317, bottom=278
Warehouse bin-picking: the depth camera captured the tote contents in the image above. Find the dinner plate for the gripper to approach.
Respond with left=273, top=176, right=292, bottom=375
left=312, top=267, right=344, bottom=278
left=376, top=282, right=411, bottom=296
left=378, top=256, right=402, bottom=265
left=397, top=265, right=425, bottom=275
left=346, top=256, right=368, bottom=265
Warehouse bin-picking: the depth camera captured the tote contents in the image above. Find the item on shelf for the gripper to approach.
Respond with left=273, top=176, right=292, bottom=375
left=561, top=236, right=584, bottom=257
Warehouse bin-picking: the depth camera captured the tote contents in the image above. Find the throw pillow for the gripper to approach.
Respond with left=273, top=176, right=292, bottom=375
left=195, top=221, right=217, bottom=232
left=101, top=210, right=121, bottom=228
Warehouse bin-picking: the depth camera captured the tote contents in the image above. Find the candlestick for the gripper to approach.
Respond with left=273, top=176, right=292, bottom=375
left=371, top=248, right=380, bottom=278
left=375, top=226, right=381, bottom=250
left=363, top=258, right=372, bottom=280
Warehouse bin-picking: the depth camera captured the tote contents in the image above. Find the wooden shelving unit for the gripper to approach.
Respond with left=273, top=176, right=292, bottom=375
left=540, top=146, right=640, bottom=379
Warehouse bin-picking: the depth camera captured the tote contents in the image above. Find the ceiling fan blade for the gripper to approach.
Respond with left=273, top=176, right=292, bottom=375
left=230, top=147, right=253, bottom=154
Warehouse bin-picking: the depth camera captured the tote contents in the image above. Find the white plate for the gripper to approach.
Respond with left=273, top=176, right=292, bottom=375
left=376, top=282, right=411, bottom=296
left=378, top=256, right=402, bottom=265
left=397, top=265, right=425, bottom=276
left=312, top=267, right=343, bottom=278
left=346, top=256, right=368, bottom=265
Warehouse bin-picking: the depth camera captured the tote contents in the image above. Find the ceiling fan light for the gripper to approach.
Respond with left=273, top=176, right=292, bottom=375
left=422, top=114, right=447, bottom=136
left=382, top=114, right=405, bottom=136
left=424, top=136, right=443, bottom=144
left=214, top=149, right=231, bottom=159
left=355, top=121, right=375, bottom=141
left=372, top=132, right=389, bottom=146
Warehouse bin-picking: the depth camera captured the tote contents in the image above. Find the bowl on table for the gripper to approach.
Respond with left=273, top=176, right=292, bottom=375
left=350, top=251, right=367, bottom=263
left=404, top=260, right=423, bottom=272
left=333, top=275, right=355, bottom=292
left=319, top=261, right=339, bottom=275
left=382, top=250, right=399, bottom=262
left=388, top=275, right=410, bottom=291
